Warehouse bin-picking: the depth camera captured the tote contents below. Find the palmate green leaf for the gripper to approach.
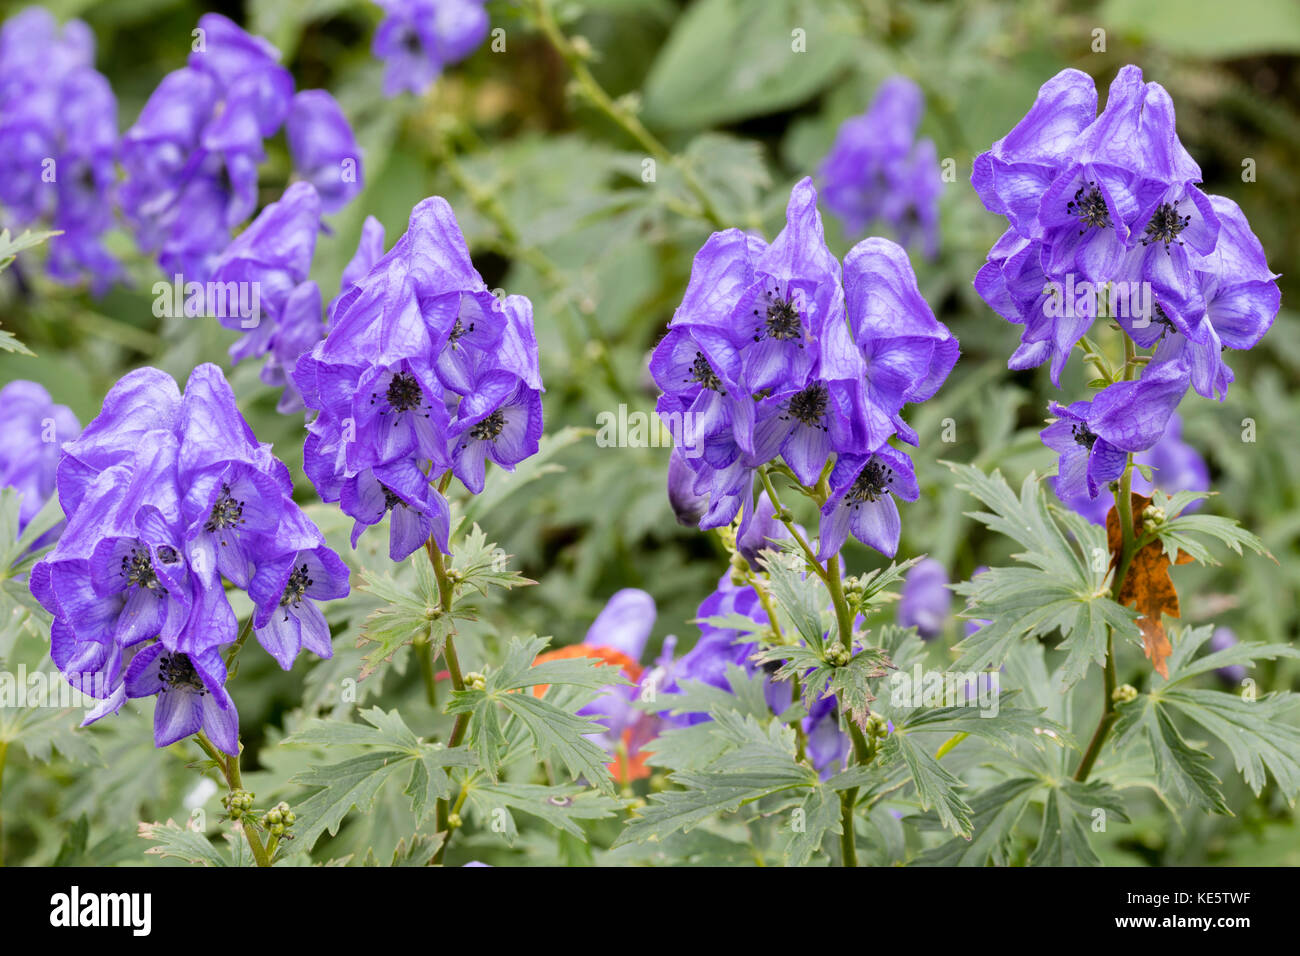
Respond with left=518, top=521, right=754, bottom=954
left=1163, top=689, right=1300, bottom=801
left=615, top=712, right=817, bottom=847
left=760, top=541, right=831, bottom=652
left=911, top=776, right=1039, bottom=866
left=1113, top=697, right=1229, bottom=814
left=1027, top=779, right=1129, bottom=867
left=782, top=785, right=842, bottom=867
left=1161, top=622, right=1300, bottom=687
left=464, top=783, right=624, bottom=844
left=446, top=635, right=624, bottom=791
left=284, top=708, right=475, bottom=847
left=641, top=667, right=777, bottom=771
left=946, top=464, right=1138, bottom=689
left=894, top=692, right=1066, bottom=751
left=1148, top=513, right=1274, bottom=566
left=450, top=523, right=534, bottom=596
left=879, top=732, right=972, bottom=838
left=138, top=820, right=233, bottom=867
left=826, top=649, right=891, bottom=729
left=355, top=560, right=466, bottom=679
left=0, top=226, right=59, bottom=272
left=1112, top=624, right=1300, bottom=807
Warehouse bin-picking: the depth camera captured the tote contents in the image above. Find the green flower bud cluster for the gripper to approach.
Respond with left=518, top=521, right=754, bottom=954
left=223, top=789, right=254, bottom=820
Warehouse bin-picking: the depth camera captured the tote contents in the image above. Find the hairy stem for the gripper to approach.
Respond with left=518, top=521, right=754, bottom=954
left=424, top=535, right=467, bottom=864
left=195, top=731, right=271, bottom=867
left=1074, top=334, right=1140, bottom=783
left=527, top=0, right=728, bottom=230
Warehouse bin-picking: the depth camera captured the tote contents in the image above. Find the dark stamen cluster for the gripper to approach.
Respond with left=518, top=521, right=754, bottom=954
left=121, top=547, right=166, bottom=595
left=448, top=317, right=475, bottom=347
left=1153, top=303, right=1176, bottom=332
left=158, top=652, right=205, bottom=693
left=785, top=382, right=829, bottom=429
left=205, top=483, right=245, bottom=533
left=1067, top=182, right=1111, bottom=232
left=1071, top=421, right=1098, bottom=449
left=689, top=352, right=721, bottom=391
left=381, top=485, right=404, bottom=511
left=384, top=371, right=424, bottom=412
left=469, top=410, right=506, bottom=442
left=847, top=458, right=892, bottom=505
left=753, top=285, right=803, bottom=343
left=1142, top=201, right=1190, bottom=250
left=280, top=563, right=314, bottom=617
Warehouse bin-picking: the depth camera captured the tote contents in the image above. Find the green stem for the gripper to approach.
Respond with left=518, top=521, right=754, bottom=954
left=527, top=0, right=728, bottom=230
left=1073, top=335, right=1139, bottom=783
left=839, top=791, right=858, bottom=867
left=424, top=535, right=467, bottom=865
left=224, top=613, right=256, bottom=671
left=195, top=731, right=271, bottom=867
left=415, top=640, right=438, bottom=709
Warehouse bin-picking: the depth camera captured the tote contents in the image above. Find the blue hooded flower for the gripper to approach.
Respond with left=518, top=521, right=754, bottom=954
left=287, top=90, right=363, bottom=213
left=295, top=196, right=543, bottom=560
left=819, top=76, right=942, bottom=256
left=372, top=0, right=489, bottom=97
left=897, top=558, right=951, bottom=640
left=0, top=380, right=80, bottom=541
left=0, top=8, right=118, bottom=290
left=1208, top=627, right=1246, bottom=685
left=1056, top=412, right=1209, bottom=524
left=125, top=643, right=239, bottom=754
left=817, top=443, right=919, bottom=560
left=1041, top=359, right=1188, bottom=501
left=31, top=364, right=348, bottom=753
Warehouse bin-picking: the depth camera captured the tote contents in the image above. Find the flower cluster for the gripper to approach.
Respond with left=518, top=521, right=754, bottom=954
left=372, top=0, right=489, bottom=97
left=972, top=66, right=1280, bottom=503
left=0, top=8, right=118, bottom=290
left=209, top=182, right=325, bottom=414
left=120, top=14, right=361, bottom=283
left=29, top=364, right=349, bottom=754
left=0, top=380, right=80, bottom=545
left=294, top=197, right=544, bottom=561
left=652, top=178, right=957, bottom=559
left=819, top=76, right=943, bottom=257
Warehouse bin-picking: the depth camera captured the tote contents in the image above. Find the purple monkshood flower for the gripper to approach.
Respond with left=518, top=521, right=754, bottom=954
left=121, top=14, right=358, bottom=283
left=1041, top=360, right=1188, bottom=501
left=1056, top=412, right=1210, bottom=524
left=1128, top=195, right=1280, bottom=402
left=248, top=546, right=351, bottom=669
left=372, top=0, right=489, bottom=97
left=1208, top=627, right=1247, bottom=685
left=125, top=643, right=238, bottom=754
left=817, top=443, right=920, bottom=560
left=972, top=65, right=1235, bottom=387
left=287, top=90, right=363, bottom=213
left=30, top=364, right=348, bottom=754
left=897, top=558, right=951, bottom=640
left=652, top=179, right=954, bottom=541
left=736, top=494, right=797, bottom=569
left=295, top=196, right=543, bottom=561
left=209, top=181, right=324, bottom=412
left=0, top=8, right=118, bottom=291
left=666, top=447, right=709, bottom=527
left=819, top=76, right=942, bottom=257
left=0, top=380, right=80, bottom=542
